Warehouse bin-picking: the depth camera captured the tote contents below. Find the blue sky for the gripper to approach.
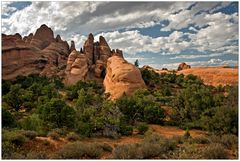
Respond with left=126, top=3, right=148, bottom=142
left=1, top=1, right=239, bottom=69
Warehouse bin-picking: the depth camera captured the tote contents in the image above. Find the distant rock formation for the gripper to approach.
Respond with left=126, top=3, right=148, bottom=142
left=177, top=62, right=191, bottom=71
left=2, top=24, right=70, bottom=80
left=104, top=56, right=146, bottom=100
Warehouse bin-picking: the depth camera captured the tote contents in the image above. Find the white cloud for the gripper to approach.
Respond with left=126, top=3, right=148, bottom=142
left=92, top=30, right=191, bottom=55
left=170, top=53, right=225, bottom=60
left=2, top=1, right=17, bottom=16
left=2, top=2, right=238, bottom=57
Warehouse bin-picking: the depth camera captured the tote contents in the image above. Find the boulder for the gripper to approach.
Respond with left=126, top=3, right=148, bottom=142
left=104, top=56, right=146, bottom=100
left=177, top=62, right=191, bottom=71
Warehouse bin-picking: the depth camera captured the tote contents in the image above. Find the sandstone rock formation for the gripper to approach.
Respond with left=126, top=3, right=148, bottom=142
left=104, top=56, right=146, bottom=100
left=2, top=24, right=70, bottom=80
left=64, top=50, right=89, bottom=85
left=70, top=40, right=76, bottom=52
left=30, top=24, right=55, bottom=49
left=177, top=62, right=191, bottom=71
left=64, top=33, right=124, bottom=86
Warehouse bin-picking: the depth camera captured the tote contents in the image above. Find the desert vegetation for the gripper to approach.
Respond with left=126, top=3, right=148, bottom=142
left=2, top=72, right=238, bottom=159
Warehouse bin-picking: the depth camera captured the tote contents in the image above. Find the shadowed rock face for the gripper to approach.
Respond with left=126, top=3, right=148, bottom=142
left=30, top=24, right=55, bottom=49
left=2, top=24, right=70, bottom=80
left=104, top=56, right=146, bottom=100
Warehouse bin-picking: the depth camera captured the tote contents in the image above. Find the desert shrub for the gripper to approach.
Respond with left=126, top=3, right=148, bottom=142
left=112, top=143, right=143, bottom=159
left=137, top=123, right=149, bottom=135
left=189, top=136, right=210, bottom=144
left=53, top=142, right=104, bottom=159
left=25, top=151, right=48, bottom=159
left=171, top=143, right=203, bottom=159
left=2, top=141, right=17, bottom=159
left=113, top=134, right=177, bottom=159
left=47, top=132, right=60, bottom=140
left=66, top=132, right=80, bottom=141
left=208, top=134, right=238, bottom=149
left=3, top=130, right=28, bottom=147
left=52, top=128, right=68, bottom=136
left=172, top=135, right=184, bottom=144
left=97, top=143, right=113, bottom=152
left=202, top=143, right=227, bottom=159
left=23, top=130, right=38, bottom=140
left=220, top=134, right=238, bottom=149
left=2, top=108, right=16, bottom=128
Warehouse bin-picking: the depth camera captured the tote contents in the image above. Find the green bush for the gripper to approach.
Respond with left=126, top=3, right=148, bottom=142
left=75, top=121, right=92, bottom=137
left=144, top=105, right=165, bottom=124
left=202, top=143, right=227, bottom=159
left=137, top=123, right=149, bottom=135
left=2, top=108, right=16, bottom=128
left=23, top=130, right=38, bottom=140
left=19, top=114, right=44, bottom=133
left=119, top=124, right=133, bottom=136
left=38, top=98, right=76, bottom=129
left=201, top=105, right=238, bottom=135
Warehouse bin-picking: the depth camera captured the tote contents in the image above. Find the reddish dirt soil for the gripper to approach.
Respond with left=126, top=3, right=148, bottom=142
left=149, top=125, right=206, bottom=138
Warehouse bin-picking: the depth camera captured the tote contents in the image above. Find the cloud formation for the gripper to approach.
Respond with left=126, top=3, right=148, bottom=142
left=1, top=1, right=238, bottom=69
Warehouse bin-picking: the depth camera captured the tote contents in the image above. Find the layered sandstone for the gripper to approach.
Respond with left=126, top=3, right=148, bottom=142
left=2, top=24, right=70, bottom=80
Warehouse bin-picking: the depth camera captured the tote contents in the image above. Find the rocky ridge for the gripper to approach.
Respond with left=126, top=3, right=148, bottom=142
left=2, top=24, right=145, bottom=99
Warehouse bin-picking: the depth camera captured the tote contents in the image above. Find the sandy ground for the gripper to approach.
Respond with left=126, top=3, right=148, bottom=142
left=156, top=66, right=238, bottom=87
